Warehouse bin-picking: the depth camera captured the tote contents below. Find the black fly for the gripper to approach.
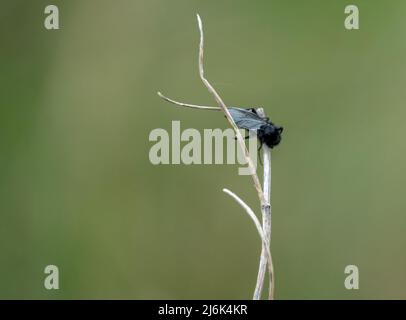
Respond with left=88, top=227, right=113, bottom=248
left=156, top=92, right=283, bottom=150
left=228, top=107, right=283, bottom=150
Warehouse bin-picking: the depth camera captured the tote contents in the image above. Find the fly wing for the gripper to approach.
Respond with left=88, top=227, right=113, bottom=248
left=228, top=107, right=267, bottom=131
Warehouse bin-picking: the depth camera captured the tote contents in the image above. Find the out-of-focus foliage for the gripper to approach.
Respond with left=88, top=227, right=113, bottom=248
left=1, top=0, right=406, bottom=299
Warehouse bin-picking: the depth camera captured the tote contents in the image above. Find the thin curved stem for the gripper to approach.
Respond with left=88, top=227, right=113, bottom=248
left=157, top=92, right=220, bottom=110
left=196, top=14, right=265, bottom=204
left=157, top=14, right=276, bottom=300
left=223, top=188, right=272, bottom=274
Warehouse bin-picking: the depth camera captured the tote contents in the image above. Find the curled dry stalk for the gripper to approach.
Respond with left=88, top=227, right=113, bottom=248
left=157, top=14, right=274, bottom=300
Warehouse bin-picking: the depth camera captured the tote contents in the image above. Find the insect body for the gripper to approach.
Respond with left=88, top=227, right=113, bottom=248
left=156, top=91, right=283, bottom=149
left=228, top=107, right=283, bottom=149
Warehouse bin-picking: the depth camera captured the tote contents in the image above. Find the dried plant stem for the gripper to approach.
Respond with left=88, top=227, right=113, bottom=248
left=157, top=14, right=274, bottom=300
left=157, top=92, right=219, bottom=111
left=254, top=109, right=274, bottom=300
left=195, top=14, right=265, bottom=204
left=223, top=188, right=272, bottom=268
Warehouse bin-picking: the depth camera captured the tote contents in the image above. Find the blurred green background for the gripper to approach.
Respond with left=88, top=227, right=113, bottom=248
left=1, top=0, right=406, bottom=299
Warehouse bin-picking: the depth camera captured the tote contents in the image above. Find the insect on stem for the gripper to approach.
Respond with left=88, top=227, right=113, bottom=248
left=157, top=14, right=277, bottom=300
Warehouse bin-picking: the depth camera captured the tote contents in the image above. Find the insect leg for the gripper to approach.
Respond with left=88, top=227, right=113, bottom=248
left=234, top=136, right=250, bottom=140
left=234, top=130, right=250, bottom=140
left=258, top=142, right=263, bottom=166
